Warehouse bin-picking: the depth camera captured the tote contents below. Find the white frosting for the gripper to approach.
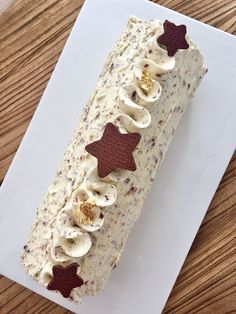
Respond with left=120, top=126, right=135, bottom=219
left=21, top=16, right=207, bottom=302
left=40, top=20, right=177, bottom=283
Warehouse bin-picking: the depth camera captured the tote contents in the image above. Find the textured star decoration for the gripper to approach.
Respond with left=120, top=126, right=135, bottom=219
left=47, top=263, right=84, bottom=298
left=157, top=20, right=189, bottom=57
left=85, top=123, right=141, bottom=178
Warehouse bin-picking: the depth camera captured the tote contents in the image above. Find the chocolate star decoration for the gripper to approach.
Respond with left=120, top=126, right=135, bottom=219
left=157, top=20, right=189, bottom=57
left=47, top=263, right=84, bottom=298
left=85, top=123, right=141, bottom=178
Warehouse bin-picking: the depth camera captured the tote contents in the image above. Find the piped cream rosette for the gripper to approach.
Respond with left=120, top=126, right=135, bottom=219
left=115, top=31, right=175, bottom=133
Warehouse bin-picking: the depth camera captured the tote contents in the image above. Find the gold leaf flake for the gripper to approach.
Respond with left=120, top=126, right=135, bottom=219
left=74, top=201, right=96, bottom=225
left=140, top=69, right=154, bottom=95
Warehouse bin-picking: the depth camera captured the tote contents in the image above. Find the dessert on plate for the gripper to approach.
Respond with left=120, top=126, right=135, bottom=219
left=21, top=16, right=207, bottom=304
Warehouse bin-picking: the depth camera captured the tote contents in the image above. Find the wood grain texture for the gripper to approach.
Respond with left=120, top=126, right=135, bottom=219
left=0, top=0, right=235, bottom=313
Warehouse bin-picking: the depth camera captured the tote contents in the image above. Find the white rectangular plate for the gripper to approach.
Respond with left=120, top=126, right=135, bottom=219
left=0, top=0, right=236, bottom=313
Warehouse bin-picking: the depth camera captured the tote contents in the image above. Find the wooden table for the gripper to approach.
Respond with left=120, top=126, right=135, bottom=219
left=0, top=0, right=235, bottom=313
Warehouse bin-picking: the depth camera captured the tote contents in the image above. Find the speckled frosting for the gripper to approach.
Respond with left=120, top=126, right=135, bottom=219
left=21, top=16, right=206, bottom=304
